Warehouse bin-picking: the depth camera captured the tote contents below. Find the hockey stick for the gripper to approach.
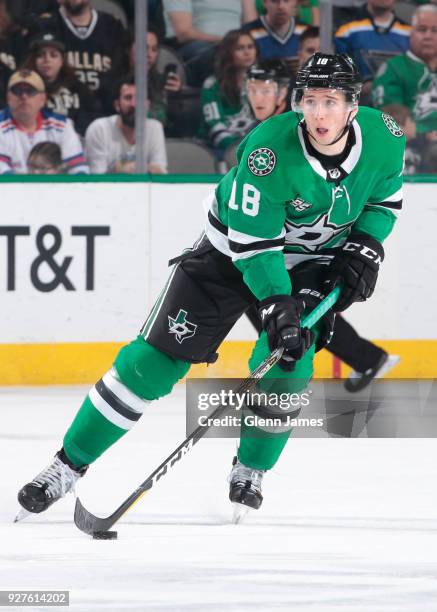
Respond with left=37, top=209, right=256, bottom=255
left=74, top=285, right=341, bottom=535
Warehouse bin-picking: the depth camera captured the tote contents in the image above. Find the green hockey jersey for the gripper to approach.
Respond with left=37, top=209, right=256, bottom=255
left=372, top=51, right=437, bottom=134
left=200, top=76, right=256, bottom=149
left=205, top=106, right=405, bottom=300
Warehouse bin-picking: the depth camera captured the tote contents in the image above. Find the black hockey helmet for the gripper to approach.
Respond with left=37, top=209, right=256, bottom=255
left=246, top=60, right=291, bottom=88
left=291, top=52, right=362, bottom=111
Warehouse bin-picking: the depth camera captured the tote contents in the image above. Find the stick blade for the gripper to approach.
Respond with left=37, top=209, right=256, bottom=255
left=74, top=497, right=115, bottom=535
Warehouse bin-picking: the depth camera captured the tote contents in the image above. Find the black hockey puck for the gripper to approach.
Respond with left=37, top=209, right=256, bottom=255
left=92, top=530, right=118, bottom=540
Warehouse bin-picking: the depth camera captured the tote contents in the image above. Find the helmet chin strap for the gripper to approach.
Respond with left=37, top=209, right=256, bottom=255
left=302, top=109, right=354, bottom=147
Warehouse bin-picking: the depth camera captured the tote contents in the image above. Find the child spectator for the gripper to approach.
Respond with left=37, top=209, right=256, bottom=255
left=27, top=141, right=64, bottom=173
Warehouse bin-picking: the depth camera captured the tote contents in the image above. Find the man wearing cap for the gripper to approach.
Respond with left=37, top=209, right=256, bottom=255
left=0, top=69, right=89, bottom=174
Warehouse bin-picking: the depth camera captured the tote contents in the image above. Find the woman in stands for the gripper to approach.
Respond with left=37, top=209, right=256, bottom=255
left=22, top=32, right=101, bottom=136
left=200, top=29, right=258, bottom=156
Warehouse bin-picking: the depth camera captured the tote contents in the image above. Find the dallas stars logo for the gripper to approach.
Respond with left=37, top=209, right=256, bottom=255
left=285, top=213, right=352, bottom=253
left=168, top=309, right=197, bottom=344
left=248, top=147, right=276, bottom=176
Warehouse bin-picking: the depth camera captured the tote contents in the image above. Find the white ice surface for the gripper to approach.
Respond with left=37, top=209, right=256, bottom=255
left=1, top=384, right=437, bottom=611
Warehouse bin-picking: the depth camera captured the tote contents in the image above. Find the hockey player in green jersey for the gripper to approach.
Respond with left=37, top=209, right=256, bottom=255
left=17, top=53, right=405, bottom=521
left=244, top=60, right=401, bottom=393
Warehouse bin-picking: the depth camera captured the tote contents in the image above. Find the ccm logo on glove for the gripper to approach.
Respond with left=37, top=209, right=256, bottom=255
left=343, top=241, right=383, bottom=265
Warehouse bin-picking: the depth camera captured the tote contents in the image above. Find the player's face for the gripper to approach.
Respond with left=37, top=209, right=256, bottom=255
left=7, top=86, right=46, bottom=122
left=298, top=36, right=321, bottom=68
left=35, top=47, right=63, bottom=83
left=264, top=0, right=297, bottom=26
left=233, top=35, right=257, bottom=69
left=302, top=89, right=355, bottom=145
left=247, top=80, right=280, bottom=120
left=411, top=12, right=437, bottom=62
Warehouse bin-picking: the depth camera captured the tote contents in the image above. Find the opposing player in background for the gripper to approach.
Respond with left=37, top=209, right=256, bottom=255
left=17, top=53, right=405, bottom=521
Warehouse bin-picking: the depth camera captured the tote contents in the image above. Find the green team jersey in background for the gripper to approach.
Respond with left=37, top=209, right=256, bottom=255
left=200, top=76, right=255, bottom=149
left=205, top=106, right=405, bottom=300
left=372, top=51, right=437, bottom=134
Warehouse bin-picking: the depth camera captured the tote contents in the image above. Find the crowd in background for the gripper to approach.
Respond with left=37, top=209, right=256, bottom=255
left=0, top=0, right=435, bottom=175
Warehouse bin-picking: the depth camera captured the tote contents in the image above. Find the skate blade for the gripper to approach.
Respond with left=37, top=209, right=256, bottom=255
left=14, top=508, right=31, bottom=523
left=232, top=502, right=250, bottom=524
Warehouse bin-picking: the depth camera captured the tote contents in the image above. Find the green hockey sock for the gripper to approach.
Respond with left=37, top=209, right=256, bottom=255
left=238, top=418, right=292, bottom=471
left=63, top=395, right=127, bottom=466
left=63, top=339, right=191, bottom=467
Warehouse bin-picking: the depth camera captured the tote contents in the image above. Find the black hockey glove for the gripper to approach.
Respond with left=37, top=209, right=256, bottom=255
left=258, top=295, right=314, bottom=371
left=326, top=233, right=384, bottom=312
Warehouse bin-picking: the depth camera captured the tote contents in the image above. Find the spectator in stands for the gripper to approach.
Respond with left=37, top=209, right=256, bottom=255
left=334, top=0, right=411, bottom=84
left=0, top=69, right=88, bottom=173
left=163, top=0, right=256, bottom=86
left=372, top=4, right=437, bottom=172
left=244, top=0, right=307, bottom=63
left=297, top=25, right=320, bottom=68
left=85, top=74, right=167, bottom=174
left=200, top=29, right=257, bottom=154
left=128, top=28, right=182, bottom=127
left=27, top=141, right=64, bottom=173
left=22, top=32, right=101, bottom=136
left=34, top=0, right=128, bottom=111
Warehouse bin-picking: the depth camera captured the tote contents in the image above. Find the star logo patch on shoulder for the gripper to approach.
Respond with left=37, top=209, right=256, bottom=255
left=248, top=147, right=276, bottom=176
left=381, top=113, right=404, bottom=138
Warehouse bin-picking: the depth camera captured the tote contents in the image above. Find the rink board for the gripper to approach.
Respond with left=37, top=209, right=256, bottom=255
left=0, top=175, right=435, bottom=384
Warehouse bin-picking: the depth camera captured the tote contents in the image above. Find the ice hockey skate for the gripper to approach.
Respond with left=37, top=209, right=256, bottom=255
left=15, top=450, right=88, bottom=522
left=228, top=456, right=264, bottom=524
